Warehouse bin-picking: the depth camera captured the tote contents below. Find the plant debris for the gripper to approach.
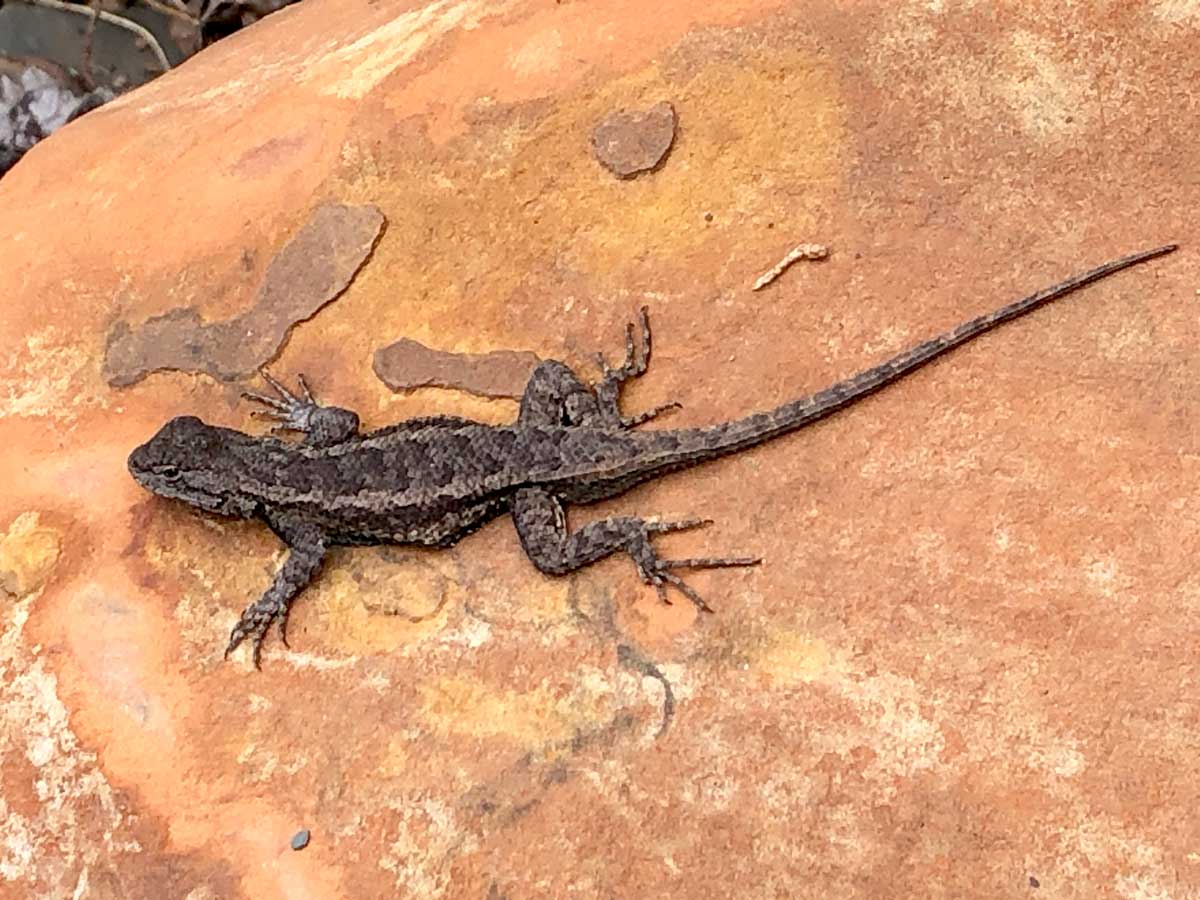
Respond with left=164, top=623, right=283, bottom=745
left=0, top=58, right=109, bottom=174
left=751, top=243, right=829, bottom=291
left=0, top=0, right=305, bottom=178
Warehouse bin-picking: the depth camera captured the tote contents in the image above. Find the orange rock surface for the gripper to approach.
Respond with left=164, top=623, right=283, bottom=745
left=0, top=2, right=1196, bottom=897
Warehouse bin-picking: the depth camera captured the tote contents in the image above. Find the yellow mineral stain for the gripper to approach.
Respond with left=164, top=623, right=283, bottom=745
left=0, top=512, right=62, bottom=598
left=559, top=52, right=846, bottom=273
left=314, top=565, right=458, bottom=653
left=756, top=631, right=834, bottom=686
left=378, top=737, right=413, bottom=778
left=419, top=673, right=611, bottom=745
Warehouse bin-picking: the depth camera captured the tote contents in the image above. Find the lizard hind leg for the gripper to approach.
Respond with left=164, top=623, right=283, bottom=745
left=518, top=360, right=606, bottom=427
left=594, top=306, right=681, bottom=429
left=510, top=487, right=759, bottom=613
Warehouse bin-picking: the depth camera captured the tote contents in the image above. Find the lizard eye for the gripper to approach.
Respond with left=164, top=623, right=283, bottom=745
left=158, top=465, right=181, bottom=480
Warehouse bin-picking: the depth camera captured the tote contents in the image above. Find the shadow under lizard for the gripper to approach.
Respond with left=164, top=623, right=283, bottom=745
left=127, top=245, right=1178, bottom=666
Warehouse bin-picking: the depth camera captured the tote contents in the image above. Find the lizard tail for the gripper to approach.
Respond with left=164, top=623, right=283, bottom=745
left=661, top=243, right=1178, bottom=465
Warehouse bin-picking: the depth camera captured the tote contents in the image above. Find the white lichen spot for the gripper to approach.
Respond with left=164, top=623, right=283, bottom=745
left=379, top=795, right=477, bottom=897
left=183, top=886, right=222, bottom=900
left=805, top=667, right=947, bottom=799
left=0, top=589, right=141, bottom=891
left=656, top=663, right=695, bottom=701
left=912, top=527, right=953, bottom=580
left=1059, top=818, right=1176, bottom=900
left=993, top=524, right=1012, bottom=552
left=876, top=14, right=1097, bottom=146
left=0, top=328, right=107, bottom=423
left=995, top=30, right=1092, bottom=140
left=1026, top=736, right=1086, bottom=779
left=439, top=615, right=492, bottom=649
left=508, top=28, right=564, bottom=80
left=70, top=865, right=89, bottom=900
left=1152, top=0, right=1200, bottom=24
left=860, top=323, right=911, bottom=358
left=317, top=0, right=510, bottom=101
left=25, top=735, right=55, bottom=768
left=1083, top=555, right=1132, bottom=602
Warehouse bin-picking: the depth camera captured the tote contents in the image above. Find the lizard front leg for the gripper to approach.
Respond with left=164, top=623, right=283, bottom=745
left=510, top=487, right=758, bottom=612
left=243, top=369, right=360, bottom=447
left=225, top=525, right=326, bottom=667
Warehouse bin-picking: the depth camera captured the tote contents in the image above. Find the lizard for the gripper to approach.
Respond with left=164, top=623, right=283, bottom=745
left=127, top=244, right=1177, bottom=666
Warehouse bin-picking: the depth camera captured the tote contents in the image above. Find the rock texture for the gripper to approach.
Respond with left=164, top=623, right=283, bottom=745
left=0, top=2, right=1196, bottom=898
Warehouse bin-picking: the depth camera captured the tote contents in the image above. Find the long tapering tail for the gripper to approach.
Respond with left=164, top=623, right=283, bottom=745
left=660, top=243, right=1178, bottom=465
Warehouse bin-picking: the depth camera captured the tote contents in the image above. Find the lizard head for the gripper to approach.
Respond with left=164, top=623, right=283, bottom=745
left=128, top=415, right=258, bottom=518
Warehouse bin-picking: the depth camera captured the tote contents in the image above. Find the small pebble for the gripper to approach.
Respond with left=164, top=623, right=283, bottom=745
left=291, top=829, right=310, bottom=851
left=591, top=101, right=677, bottom=179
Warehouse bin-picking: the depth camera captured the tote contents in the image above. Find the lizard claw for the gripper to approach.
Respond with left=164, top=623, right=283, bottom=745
left=276, top=608, right=292, bottom=649
left=641, top=557, right=760, bottom=613
left=596, top=307, right=651, bottom=385
left=225, top=620, right=268, bottom=670
left=224, top=593, right=292, bottom=668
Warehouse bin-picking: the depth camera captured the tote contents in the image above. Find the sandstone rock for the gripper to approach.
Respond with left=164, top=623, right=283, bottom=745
left=0, top=2, right=1195, bottom=898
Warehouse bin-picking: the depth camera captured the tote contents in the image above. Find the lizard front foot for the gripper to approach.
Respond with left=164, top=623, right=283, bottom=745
left=243, top=369, right=322, bottom=432
left=223, top=535, right=325, bottom=669
left=243, top=369, right=360, bottom=446
left=225, top=597, right=289, bottom=669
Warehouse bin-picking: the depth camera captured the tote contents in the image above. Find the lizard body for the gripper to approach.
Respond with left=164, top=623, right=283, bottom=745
left=127, top=245, right=1177, bottom=664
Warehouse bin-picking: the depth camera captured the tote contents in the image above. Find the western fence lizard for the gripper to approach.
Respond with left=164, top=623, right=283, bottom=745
left=127, top=244, right=1177, bottom=666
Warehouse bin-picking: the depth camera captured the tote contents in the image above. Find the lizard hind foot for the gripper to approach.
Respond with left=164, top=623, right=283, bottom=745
left=637, top=550, right=761, bottom=614
left=594, top=307, right=683, bottom=429
left=596, top=305, right=652, bottom=385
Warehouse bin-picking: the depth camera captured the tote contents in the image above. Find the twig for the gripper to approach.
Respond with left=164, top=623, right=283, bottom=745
left=751, top=242, right=829, bottom=291
left=80, top=0, right=99, bottom=91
